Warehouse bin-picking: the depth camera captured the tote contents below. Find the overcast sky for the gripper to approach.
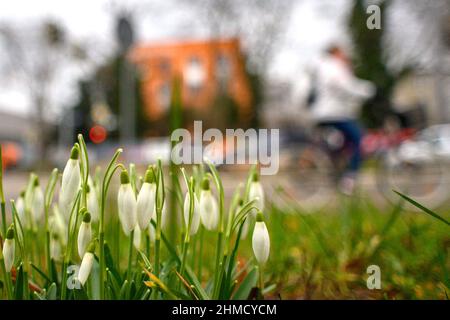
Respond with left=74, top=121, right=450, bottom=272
left=0, top=0, right=443, bottom=118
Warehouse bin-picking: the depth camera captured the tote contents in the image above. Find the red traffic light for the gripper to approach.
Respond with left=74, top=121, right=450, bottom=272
left=89, top=125, right=107, bottom=144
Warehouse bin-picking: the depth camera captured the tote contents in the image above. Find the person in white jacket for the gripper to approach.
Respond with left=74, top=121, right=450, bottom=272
left=312, top=45, right=375, bottom=194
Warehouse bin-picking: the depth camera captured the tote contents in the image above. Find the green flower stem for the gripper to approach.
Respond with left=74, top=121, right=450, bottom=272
left=0, top=202, right=5, bottom=242
left=154, top=159, right=165, bottom=279
left=44, top=168, right=58, bottom=275
left=259, top=264, right=264, bottom=297
left=213, top=231, right=224, bottom=298
left=99, top=149, right=122, bottom=300
left=61, top=192, right=81, bottom=299
left=154, top=232, right=161, bottom=276
left=197, top=226, right=204, bottom=279
left=78, top=135, right=90, bottom=208
left=98, top=230, right=105, bottom=295
left=179, top=238, right=189, bottom=281
left=206, top=162, right=225, bottom=299
left=145, top=232, right=150, bottom=259
left=0, top=145, right=6, bottom=238
left=126, top=229, right=134, bottom=282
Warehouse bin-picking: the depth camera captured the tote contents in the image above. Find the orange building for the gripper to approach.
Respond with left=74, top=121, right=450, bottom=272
left=129, top=38, right=253, bottom=126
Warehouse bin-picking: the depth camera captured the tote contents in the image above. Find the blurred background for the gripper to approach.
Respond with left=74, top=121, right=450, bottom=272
left=1, top=0, right=450, bottom=208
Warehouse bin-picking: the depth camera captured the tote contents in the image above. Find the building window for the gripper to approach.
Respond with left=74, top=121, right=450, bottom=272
left=159, top=59, right=171, bottom=74
left=184, top=56, right=205, bottom=95
left=216, top=54, right=231, bottom=90
left=158, top=83, right=171, bottom=111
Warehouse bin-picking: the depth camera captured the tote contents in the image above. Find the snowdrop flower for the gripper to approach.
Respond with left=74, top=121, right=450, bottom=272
left=252, top=212, right=270, bottom=265
left=248, top=172, right=264, bottom=214
left=86, top=178, right=99, bottom=222
left=50, top=205, right=67, bottom=244
left=15, top=191, right=26, bottom=223
left=50, top=234, right=62, bottom=261
left=199, top=178, right=219, bottom=231
left=133, top=225, right=141, bottom=250
left=117, top=170, right=137, bottom=236
left=31, top=178, right=45, bottom=223
left=136, top=169, right=156, bottom=231
left=77, top=241, right=96, bottom=286
left=77, top=210, right=92, bottom=258
left=2, top=227, right=15, bottom=272
left=59, top=146, right=81, bottom=216
left=183, top=191, right=200, bottom=235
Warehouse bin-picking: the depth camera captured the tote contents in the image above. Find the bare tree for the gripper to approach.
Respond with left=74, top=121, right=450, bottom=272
left=185, top=0, right=295, bottom=75
left=0, top=21, right=88, bottom=163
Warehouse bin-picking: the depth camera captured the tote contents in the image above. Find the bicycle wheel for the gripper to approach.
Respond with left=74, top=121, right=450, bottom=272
left=376, top=150, right=450, bottom=209
left=279, top=143, right=336, bottom=208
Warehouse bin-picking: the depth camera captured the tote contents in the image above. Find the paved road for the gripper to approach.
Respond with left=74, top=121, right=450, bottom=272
left=3, top=171, right=388, bottom=206
left=2, top=167, right=449, bottom=210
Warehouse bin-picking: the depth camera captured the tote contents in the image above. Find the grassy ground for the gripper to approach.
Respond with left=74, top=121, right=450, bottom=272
left=257, top=194, right=450, bottom=299
left=40, top=189, right=448, bottom=300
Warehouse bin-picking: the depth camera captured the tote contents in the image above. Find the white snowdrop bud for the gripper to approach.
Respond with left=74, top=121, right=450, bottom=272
left=15, top=191, right=26, bottom=223
left=77, top=241, right=96, bottom=286
left=118, top=170, right=137, bottom=236
left=252, top=212, right=270, bottom=265
left=248, top=172, right=264, bottom=214
left=183, top=192, right=201, bottom=235
left=86, top=178, right=99, bottom=222
left=136, top=169, right=156, bottom=231
left=60, top=146, right=81, bottom=215
left=199, top=178, right=218, bottom=231
left=2, top=227, right=15, bottom=272
left=77, top=210, right=92, bottom=258
left=31, top=178, right=44, bottom=223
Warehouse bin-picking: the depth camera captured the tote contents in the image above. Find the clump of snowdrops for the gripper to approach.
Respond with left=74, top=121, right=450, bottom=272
left=0, top=135, right=270, bottom=300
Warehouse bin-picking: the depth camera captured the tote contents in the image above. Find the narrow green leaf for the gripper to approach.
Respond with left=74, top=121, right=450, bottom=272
left=14, top=264, right=24, bottom=300
left=232, top=267, right=258, bottom=300
left=394, top=190, right=450, bottom=226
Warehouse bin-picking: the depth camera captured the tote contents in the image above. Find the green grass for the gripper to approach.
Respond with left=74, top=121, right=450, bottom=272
left=262, top=194, right=449, bottom=299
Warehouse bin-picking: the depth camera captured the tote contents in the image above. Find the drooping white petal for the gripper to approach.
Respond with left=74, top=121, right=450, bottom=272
left=118, top=184, right=137, bottom=236
left=77, top=222, right=92, bottom=258
left=50, top=237, right=62, bottom=261
left=133, top=225, right=141, bottom=249
left=87, top=179, right=100, bottom=222
left=2, top=239, right=15, bottom=272
left=60, top=158, right=81, bottom=213
left=236, top=204, right=252, bottom=240
left=249, top=181, right=265, bottom=213
left=241, top=217, right=250, bottom=239
left=32, top=185, right=45, bottom=223
left=148, top=220, right=156, bottom=243
left=252, top=221, right=270, bottom=264
left=51, top=205, right=67, bottom=244
left=136, top=182, right=156, bottom=230
left=77, top=252, right=94, bottom=286
left=199, top=190, right=219, bottom=231
left=161, top=202, right=179, bottom=232
left=183, top=192, right=201, bottom=235
left=15, top=196, right=26, bottom=223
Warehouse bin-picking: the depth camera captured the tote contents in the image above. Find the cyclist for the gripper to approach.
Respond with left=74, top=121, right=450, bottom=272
left=311, top=45, right=375, bottom=194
